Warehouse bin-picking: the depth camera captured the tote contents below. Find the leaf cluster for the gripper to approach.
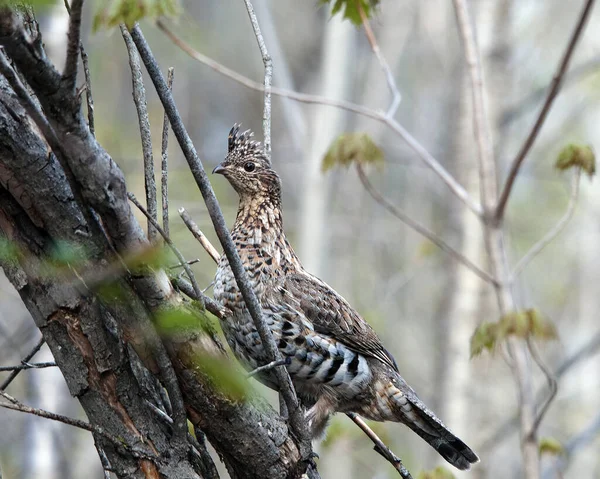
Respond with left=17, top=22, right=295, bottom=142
left=93, top=0, right=179, bottom=30
left=319, top=0, right=380, bottom=25
left=322, top=132, right=384, bottom=172
left=555, top=143, right=595, bottom=177
left=470, top=309, right=557, bottom=357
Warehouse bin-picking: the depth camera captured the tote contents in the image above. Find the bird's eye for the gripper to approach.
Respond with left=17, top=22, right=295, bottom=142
left=243, top=162, right=256, bottom=172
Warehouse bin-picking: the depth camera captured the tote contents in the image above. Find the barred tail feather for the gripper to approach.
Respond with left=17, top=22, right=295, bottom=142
left=386, top=381, right=479, bottom=470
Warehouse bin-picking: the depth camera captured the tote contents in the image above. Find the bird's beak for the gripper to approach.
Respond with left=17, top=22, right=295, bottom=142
left=212, top=164, right=226, bottom=175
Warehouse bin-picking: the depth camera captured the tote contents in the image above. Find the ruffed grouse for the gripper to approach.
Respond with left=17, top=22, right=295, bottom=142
left=213, top=126, right=479, bottom=470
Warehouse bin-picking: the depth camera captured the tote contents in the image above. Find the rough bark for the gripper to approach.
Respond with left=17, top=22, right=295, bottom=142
left=0, top=7, right=316, bottom=479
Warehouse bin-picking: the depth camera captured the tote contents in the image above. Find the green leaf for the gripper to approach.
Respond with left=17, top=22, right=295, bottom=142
left=555, top=143, right=595, bottom=177
left=319, top=0, right=380, bottom=25
left=322, top=132, right=384, bottom=172
left=93, top=0, right=179, bottom=30
left=417, top=466, right=456, bottom=479
left=539, top=437, right=565, bottom=456
left=470, top=322, right=499, bottom=357
left=155, top=305, right=217, bottom=337
left=498, top=309, right=557, bottom=341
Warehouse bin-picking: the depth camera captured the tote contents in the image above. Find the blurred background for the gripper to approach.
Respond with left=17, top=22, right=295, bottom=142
left=1, top=1, right=600, bottom=478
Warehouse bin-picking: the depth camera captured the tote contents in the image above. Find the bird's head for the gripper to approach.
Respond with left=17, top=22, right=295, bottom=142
left=212, top=125, right=281, bottom=201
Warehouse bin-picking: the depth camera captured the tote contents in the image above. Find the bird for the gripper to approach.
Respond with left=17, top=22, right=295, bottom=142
left=212, top=125, right=479, bottom=471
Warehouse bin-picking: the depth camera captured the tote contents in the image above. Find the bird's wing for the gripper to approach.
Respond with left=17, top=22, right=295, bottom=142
left=279, top=272, right=398, bottom=371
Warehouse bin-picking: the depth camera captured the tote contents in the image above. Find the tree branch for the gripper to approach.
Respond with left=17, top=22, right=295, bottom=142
left=356, top=163, right=496, bottom=285
left=162, top=67, right=174, bottom=238
left=128, top=24, right=311, bottom=460
left=495, top=0, right=595, bottom=219
left=179, top=208, right=221, bottom=264
left=512, top=170, right=581, bottom=279
left=0, top=390, right=154, bottom=459
left=0, top=337, right=44, bottom=390
left=0, top=361, right=56, bottom=372
left=121, top=26, right=158, bottom=242
left=156, top=19, right=483, bottom=217
left=346, top=413, right=413, bottom=479
left=357, top=1, right=400, bottom=117
left=241, top=0, right=272, bottom=157
left=128, top=192, right=205, bottom=310
left=61, top=0, right=84, bottom=94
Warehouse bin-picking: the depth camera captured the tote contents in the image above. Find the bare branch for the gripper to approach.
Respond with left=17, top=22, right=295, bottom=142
left=241, top=0, right=272, bottom=157
left=453, top=0, right=497, bottom=213
left=247, top=358, right=290, bottom=378
left=0, top=390, right=154, bottom=459
left=179, top=207, right=221, bottom=264
left=357, top=1, right=400, bottom=117
left=495, top=0, right=595, bottom=219
left=346, top=413, right=413, bottom=479
left=156, top=19, right=483, bottom=216
left=0, top=337, right=44, bottom=390
left=121, top=26, right=158, bottom=242
left=527, top=339, right=558, bottom=439
left=64, top=0, right=95, bottom=136
left=127, top=192, right=205, bottom=308
left=168, top=258, right=200, bottom=269
left=162, top=67, right=175, bottom=237
left=62, top=0, right=83, bottom=94
left=512, top=170, right=581, bottom=279
left=480, top=330, right=600, bottom=452
left=171, top=277, right=230, bottom=320
left=129, top=24, right=310, bottom=455
left=0, top=362, right=56, bottom=372
left=452, top=1, right=539, bottom=476
left=356, top=163, right=496, bottom=285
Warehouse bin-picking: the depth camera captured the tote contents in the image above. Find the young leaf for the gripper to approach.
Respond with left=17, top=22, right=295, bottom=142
left=470, top=322, right=499, bottom=357
left=94, top=0, right=179, bottom=30
left=555, top=143, right=595, bottom=177
left=322, top=132, right=384, bottom=172
left=319, top=0, right=380, bottom=25
left=539, top=437, right=565, bottom=456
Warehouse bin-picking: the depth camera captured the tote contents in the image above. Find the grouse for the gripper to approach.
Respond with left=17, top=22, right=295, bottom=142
left=213, top=126, right=479, bottom=470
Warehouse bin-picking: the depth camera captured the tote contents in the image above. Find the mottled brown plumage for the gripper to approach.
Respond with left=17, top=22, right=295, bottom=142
left=213, top=126, right=479, bottom=470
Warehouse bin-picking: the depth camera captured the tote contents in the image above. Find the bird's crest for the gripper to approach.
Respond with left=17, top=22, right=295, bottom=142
left=228, top=124, right=269, bottom=163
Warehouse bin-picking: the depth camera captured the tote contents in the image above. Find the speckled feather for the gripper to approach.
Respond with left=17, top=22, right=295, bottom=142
left=213, top=126, right=479, bottom=471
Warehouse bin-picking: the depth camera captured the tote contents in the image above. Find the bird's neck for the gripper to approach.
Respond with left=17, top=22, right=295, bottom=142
left=232, top=193, right=300, bottom=271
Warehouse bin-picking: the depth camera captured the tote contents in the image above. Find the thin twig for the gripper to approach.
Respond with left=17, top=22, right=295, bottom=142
left=246, top=358, right=290, bottom=378
left=127, top=192, right=205, bottom=309
left=129, top=24, right=309, bottom=453
left=0, top=390, right=153, bottom=459
left=357, top=1, right=400, bottom=117
left=179, top=208, right=221, bottom=264
left=64, top=0, right=95, bottom=136
left=356, top=163, right=496, bottom=285
left=346, top=413, right=413, bottom=478
left=61, top=0, right=83, bottom=94
left=0, top=337, right=44, bottom=391
left=495, top=0, right=595, bottom=220
left=168, top=258, right=200, bottom=269
left=144, top=399, right=174, bottom=424
left=480, top=329, right=600, bottom=452
left=97, top=447, right=112, bottom=479
left=241, top=0, right=272, bottom=157
left=0, top=362, right=56, bottom=372
left=156, top=19, right=482, bottom=217
left=527, top=339, right=558, bottom=438
left=162, top=67, right=174, bottom=237
left=121, top=26, right=158, bottom=242
left=171, top=277, right=230, bottom=320
left=512, top=170, right=581, bottom=279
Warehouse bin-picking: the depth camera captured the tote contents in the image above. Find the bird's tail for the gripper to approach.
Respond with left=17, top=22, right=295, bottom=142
left=380, top=379, right=479, bottom=470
